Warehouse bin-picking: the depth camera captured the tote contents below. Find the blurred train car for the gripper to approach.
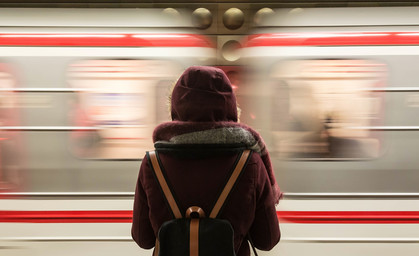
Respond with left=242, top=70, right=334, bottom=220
left=0, top=8, right=215, bottom=256
left=240, top=6, right=419, bottom=256
left=5, top=5, right=419, bottom=256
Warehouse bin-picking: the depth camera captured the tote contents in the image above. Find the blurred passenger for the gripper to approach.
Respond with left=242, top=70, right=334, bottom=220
left=131, top=66, right=281, bottom=256
left=69, top=94, right=102, bottom=157
left=0, top=69, right=23, bottom=192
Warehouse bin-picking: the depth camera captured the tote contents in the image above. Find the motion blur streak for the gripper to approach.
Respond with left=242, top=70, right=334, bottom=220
left=0, top=33, right=213, bottom=47
left=245, top=32, right=419, bottom=47
left=0, top=210, right=133, bottom=223
left=3, top=210, right=419, bottom=224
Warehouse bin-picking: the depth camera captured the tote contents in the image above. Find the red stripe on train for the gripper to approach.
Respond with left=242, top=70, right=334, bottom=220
left=245, top=32, right=419, bottom=47
left=2, top=210, right=419, bottom=223
left=0, top=210, right=133, bottom=223
left=0, top=34, right=214, bottom=48
left=278, top=211, right=419, bottom=224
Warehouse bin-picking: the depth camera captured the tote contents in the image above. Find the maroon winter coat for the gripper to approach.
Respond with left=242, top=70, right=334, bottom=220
left=131, top=66, right=280, bottom=256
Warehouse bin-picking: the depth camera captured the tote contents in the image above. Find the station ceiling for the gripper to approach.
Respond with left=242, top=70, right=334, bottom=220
left=1, top=0, right=419, bottom=8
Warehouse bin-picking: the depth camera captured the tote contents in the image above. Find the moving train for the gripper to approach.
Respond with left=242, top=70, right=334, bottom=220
left=2, top=5, right=419, bottom=256
left=0, top=7, right=216, bottom=256
left=240, top=6, right=419, bottom=256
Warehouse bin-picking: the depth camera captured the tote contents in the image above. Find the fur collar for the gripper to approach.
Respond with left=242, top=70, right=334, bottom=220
left=156, top=126, right=262, bottom=153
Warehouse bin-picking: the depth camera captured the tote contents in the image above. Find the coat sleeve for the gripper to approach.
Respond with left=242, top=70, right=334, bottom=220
left=131, top=157, right=156, bottom=249
left=248, top=160, right=280, bottom=251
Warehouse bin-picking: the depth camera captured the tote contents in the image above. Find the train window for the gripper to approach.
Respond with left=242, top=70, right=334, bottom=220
left=270, top=59, right=385, bottom=159
left=67, top=60, right=180, bottom=159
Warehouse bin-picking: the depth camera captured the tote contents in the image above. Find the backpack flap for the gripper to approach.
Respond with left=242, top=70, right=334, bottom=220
left=158, top=206, right=235, bottom=256
left=194, top=218, right=235, bottom=256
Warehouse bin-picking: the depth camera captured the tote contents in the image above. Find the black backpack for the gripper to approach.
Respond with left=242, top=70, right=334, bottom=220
left=147, top=149, right=253, bottom=256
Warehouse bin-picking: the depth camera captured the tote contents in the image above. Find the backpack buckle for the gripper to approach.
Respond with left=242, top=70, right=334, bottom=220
left=186, top=206, right=206, bottom=218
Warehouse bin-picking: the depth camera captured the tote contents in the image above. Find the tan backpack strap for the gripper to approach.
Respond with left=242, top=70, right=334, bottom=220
left=153, top=239, right=160, bottom=256
left=148, top=151, right=183, bottom=219
left=209, top=149, right=251, bottom=218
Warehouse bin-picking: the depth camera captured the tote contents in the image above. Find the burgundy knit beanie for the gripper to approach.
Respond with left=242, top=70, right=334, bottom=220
left=171, top=66, right=238, bottom=122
